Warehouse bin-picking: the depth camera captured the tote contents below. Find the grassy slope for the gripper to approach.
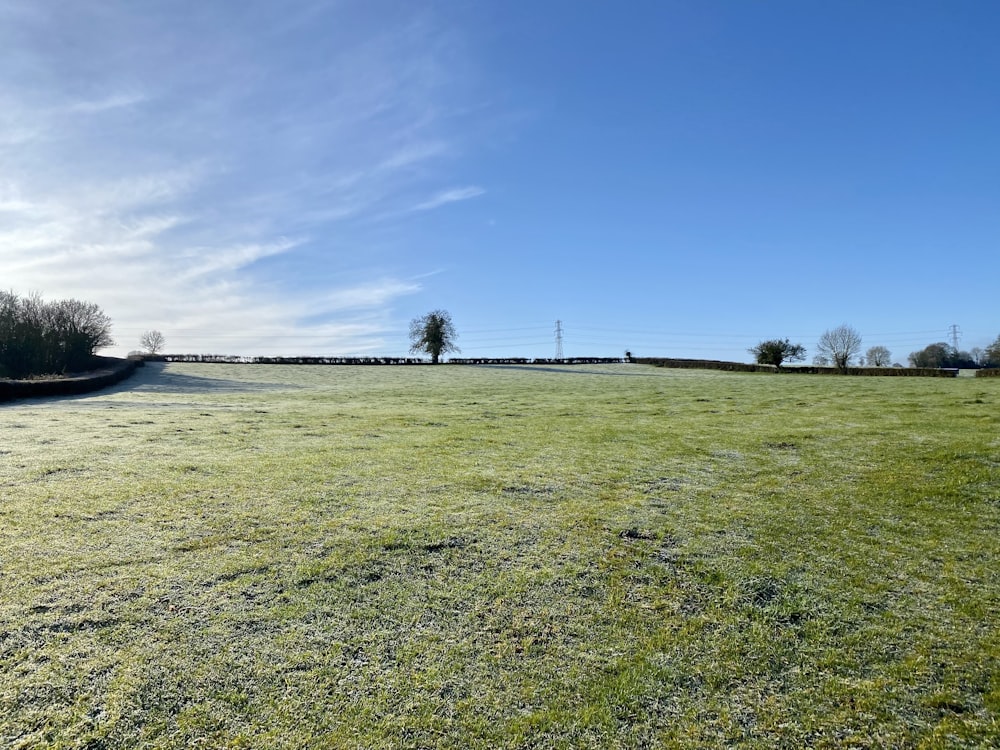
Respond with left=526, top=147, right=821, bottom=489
left=0, top=362, right=998, bottom=748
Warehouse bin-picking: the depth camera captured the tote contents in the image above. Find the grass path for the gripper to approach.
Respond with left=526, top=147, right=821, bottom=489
left=1, top=363, right=998, bottom=748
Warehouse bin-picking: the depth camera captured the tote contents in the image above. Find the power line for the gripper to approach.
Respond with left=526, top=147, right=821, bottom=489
left=112, top=320, right=973, bottom=362
left=460, top=341, right=554, bottom=351
left=459, top=326, right=551, bottom=334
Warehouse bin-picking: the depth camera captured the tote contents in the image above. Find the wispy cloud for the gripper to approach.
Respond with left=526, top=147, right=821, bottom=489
left=0, top=1, right=484, bottom=355
left=411, top=186, right=486, bottom=212
left=318, top=279, right=423, bottom=314
left=177, top=240, right=302, bottom=281
left=61, top=92, right=147, bottom=115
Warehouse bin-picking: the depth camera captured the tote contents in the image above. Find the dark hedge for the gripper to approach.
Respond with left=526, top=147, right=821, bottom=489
left=0, top=357, right=143, bottom=403
left=634, top=358, right=776, bottom=373
left=635, top=358, right=958, bottom=377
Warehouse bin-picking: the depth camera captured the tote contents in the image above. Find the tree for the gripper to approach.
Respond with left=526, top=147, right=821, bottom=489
left=140, top=330, right=166, bottom=355
left=908, top=341, right=953, bottom=368
left=748, top=338, right=806, bottom=368
left=816, top=324, right=861, bottom=372
left=951, top=350, right=978, bottom=369
left=985, top=335, right=1000, bottom=367
left=0, top=292, right=113, bottom=377
left=910, top=342, right=979, bottom=369
left=409, top=310, right=459, bottom=364
left=51, top=298, right=115, bottom=371
left=865, top=345, right=892, bottom=367
left=0, top=291, right=46, bottom=377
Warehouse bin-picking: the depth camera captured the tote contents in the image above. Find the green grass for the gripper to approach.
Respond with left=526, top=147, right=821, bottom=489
left=1, top=362, right=998, bottom=748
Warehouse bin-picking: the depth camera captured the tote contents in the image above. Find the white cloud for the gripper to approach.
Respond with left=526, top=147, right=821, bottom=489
left=0, top=1, right=482, bottom=356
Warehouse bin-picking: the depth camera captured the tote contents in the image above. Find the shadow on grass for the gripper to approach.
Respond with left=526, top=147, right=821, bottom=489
left=2, top=363, right=296, bottom=406
left=482, top=364, right=662, bottom=377
left=115, top=363, right=295, bottom=395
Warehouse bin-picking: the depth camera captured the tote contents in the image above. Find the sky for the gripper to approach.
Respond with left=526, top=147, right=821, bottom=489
left=2, top=0, right=998, bottom=363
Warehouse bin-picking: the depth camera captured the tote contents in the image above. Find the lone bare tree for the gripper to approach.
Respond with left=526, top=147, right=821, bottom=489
left=140, top=330, right=166, bottom=355
left=409, top=310, right=459, bottom=364
left=865, top=345, right=891, bottom=367
left=816, top=324, right=862, bottom=372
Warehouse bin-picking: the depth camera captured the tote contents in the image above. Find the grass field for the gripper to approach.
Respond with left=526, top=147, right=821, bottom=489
left=1, top=362, right=998, bottom=748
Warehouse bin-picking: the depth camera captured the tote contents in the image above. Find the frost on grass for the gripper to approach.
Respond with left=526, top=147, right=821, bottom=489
left=1, top=363, right=998, bottom=747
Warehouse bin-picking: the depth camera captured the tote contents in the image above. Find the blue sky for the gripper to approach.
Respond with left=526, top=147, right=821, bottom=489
left=2, top=1, right=997, bottom=363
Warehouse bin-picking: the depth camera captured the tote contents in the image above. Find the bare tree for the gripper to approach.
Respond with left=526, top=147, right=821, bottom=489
left=409, top=310, right=459, bottom=364
left=816, top=324, right=862, bottom=372
left=140, top=330, right=166, bottom=355
left=865, top=345, right=891, bottom=367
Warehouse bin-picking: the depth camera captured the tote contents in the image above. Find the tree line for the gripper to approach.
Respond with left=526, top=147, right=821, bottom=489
left=6, top=294, right=998, bottom=379
left=0, top=291, right=114, bottom=378
left=907, top=339, right=1000, bottom=369
left=750, top=324, right=1000, bottom=371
